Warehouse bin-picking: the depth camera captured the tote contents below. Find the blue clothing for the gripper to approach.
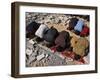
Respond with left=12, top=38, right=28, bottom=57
left=74, top=20, right=84, bottom=32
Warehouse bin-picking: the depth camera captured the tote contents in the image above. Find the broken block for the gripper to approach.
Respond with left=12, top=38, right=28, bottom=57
left=36, top=54, right=45, bottom=61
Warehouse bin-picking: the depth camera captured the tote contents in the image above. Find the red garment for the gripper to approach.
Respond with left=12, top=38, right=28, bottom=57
left=79, top=57, right=85, bottom=63
left=61, top=51, right=85, bottom=63
left=61, top=51, right=75, bottom=59
left=80, top=26, right=89, bottom=36
left=50, top=46, right=56, bottom=53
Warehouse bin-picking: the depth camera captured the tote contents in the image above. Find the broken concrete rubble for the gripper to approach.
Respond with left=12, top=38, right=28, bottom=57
left=36, top=53, right=45, bottom=61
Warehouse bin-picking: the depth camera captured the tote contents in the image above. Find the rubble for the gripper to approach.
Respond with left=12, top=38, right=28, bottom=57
left=26, top=38, right=67, bottom=67
left=36, top=53, right=45, bottom=61
left=28, top=39, right=36, bottom=45
left=26, top=48, right=33, bottom=56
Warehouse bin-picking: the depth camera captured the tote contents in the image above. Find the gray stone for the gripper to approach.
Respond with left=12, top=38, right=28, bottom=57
left=36, top=53, right=45, bottom=61
left=26, top=48, right=33, bottom=56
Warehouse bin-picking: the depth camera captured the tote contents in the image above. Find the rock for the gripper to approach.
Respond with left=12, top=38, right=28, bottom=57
left=45, top=54, right=49, bottom=58
left=26, top=48, right=33, bottom=56
left=54, top=19, right=61, bottom=24
left=32, top=16, right=37, bottom=20
left=65, top=57, right=73, bottom=62
left=27, top=56, right=36, bottom=65
left=44, top=19, right=51, bottom=23
left=26, top=41, right=33, bottom=49
left=26, top=14, right=32, bottom=18
left=28, top=39, right=36, bottom=45
left=36, top=53, right=45, bottom=61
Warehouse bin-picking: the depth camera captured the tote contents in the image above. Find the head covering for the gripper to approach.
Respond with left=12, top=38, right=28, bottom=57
left=43, top=27, right=59, bottom=43
left=35, top=24, right=49, bottom=38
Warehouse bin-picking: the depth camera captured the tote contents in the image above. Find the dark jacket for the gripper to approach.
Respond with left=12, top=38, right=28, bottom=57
left=43, top=27, right=59, bottom=43
left=55, top=31, right=71, bottom=51
left=26, top=21, right=41, bottom=38
left=68, top=18, right=79, bottom=30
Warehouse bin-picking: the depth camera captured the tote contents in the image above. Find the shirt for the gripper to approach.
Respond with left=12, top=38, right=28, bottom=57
left=74, top=20, right=84, bottom=32
left=80, top=26, right=89, bottom=36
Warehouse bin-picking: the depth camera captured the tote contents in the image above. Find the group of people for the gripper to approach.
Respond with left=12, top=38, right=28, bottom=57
left=67, top=17, right=89, bottom=37
left=26, top=19, right=89, bottom=63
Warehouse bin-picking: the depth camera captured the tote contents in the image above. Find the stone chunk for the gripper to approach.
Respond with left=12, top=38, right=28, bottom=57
left=26, top=48, right=33, bottom=56
left=36, top=53, right=45, bottom=61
